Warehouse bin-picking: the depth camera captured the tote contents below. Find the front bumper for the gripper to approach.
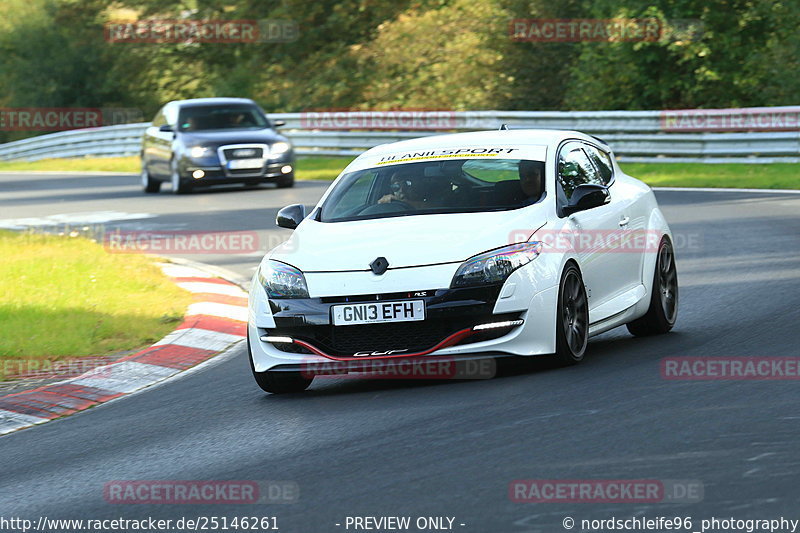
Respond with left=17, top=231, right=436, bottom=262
left=248, top=281, right=560, bottom=373
left=179, top=152, right=294, bottom=184
left=264, top=285, right=521, bottom=358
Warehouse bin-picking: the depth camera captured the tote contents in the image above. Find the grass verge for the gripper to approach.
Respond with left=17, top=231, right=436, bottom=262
left=0, top=155, right=355, bottom=181
left=0, top=155, right=796, bottom=189
left=0, top=156, right=140, bottom=173
left=0, top=231, right=192, bottom=373
left=619, top=162, right=800, bottom=190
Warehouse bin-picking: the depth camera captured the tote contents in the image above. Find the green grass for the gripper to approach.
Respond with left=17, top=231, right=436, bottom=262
left=0, top=156, right=140, bottom=173
left=0, top=231, right=193, bottom=373
left=619, top=162, right=800, bottom=189
left=0, top=155, right=797, bottom=189
left=296, top=156, right=354, bottom=180
left=0, top=155, right=355, bottom=180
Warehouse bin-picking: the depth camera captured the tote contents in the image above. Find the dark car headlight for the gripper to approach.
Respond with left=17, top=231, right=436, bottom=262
left=269, top=142, right=291, bottom=156
left=451, top=242, right=543, bottom=288
left=258, top=260, right=309, bottom=299
left=189, top=146, right=214, bottom=159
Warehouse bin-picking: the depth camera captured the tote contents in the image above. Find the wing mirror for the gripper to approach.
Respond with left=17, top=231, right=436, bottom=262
left=276, top=204, right=306, bottom=230
left=563, top=184, right=610, bottom=215
left=272, top=120, right=286, bottom=127
left=158, top=124, right=174, bottom=133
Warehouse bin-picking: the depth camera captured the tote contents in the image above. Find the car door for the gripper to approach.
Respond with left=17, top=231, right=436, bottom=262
left=144, top=106, right=172, bottom=179
left=149, top=104, right=178, bottom=179
left=142, top=107, right=165, bottom=178
left=555, top=141, right=625, bottom=317
left=582, top=143, right=643, bottom=296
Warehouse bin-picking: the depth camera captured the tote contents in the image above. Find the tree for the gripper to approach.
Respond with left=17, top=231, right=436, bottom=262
left=564, top=0, right=800, bottom=109
left=350, top=0, right=514, bottom=110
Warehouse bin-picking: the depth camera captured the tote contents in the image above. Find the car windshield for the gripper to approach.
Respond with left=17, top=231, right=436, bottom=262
left=319, top=158, right=545, bottom=222
left=177, top=104, right=269, bottom=132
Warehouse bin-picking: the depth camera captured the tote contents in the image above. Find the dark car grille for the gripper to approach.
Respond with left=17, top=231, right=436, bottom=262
left=222, top=147, right=264, bottom=159
left=268, top=313, right=521, bottom=357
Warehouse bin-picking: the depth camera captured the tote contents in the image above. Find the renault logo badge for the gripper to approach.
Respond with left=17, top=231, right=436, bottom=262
left=370, top=257, right=389, bottom=275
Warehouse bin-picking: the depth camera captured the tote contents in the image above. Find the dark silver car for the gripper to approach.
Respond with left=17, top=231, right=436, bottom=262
left=140, top=97, right=295, bottom=194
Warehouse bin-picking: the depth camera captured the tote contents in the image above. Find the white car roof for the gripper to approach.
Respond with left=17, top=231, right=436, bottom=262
left=345, top=129, right=601, bottom=172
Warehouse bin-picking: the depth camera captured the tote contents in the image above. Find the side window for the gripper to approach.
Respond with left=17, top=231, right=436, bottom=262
left=557, top=145, right=602, bottom=200
left=163, top=104, right=178, bottom=126
left=584, top=144, right=614, bottom=184
left=151, top=107, right=165, bottom=127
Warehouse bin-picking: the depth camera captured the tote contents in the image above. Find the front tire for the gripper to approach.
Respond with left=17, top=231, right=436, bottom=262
left=627, top=237, right=678, bottom=336
left=170, top=159, right=191, bottom=194
left=141, top=162, right=161, bottom=193
left=276, top=173, right=294, bottom=188
left=247, top=335, right=312, bottom=394
left=553, top=263, right=589, bottom=365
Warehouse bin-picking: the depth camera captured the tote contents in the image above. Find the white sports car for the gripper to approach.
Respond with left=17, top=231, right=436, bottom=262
left=247, top=129, right=678, bottom=393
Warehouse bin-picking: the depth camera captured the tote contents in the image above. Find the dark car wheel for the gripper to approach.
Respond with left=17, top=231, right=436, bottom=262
left=627, top=237, right=678, bottom=336
left=276, top=173, right=295, bottom=188
left=247, top=335, right=312, bottom=394
left=553, top=263, right=589, bottom=365
left=170, top=158, right=191, bottom=194
left=141, top=162, right=161, bottom=193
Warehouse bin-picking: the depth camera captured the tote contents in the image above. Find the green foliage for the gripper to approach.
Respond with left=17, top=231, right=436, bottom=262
left=564, top=0, right=800, bottom=109
left=0, top=0, right=797, bottom=139
left=351, top=0, right=514, bottom=110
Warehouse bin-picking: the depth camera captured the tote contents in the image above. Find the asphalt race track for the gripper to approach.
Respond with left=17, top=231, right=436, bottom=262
left=1, top=172, right=799, bottom=532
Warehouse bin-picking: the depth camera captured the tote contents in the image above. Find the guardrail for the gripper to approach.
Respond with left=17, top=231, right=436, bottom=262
left=1, top=109, right=799, bottom=163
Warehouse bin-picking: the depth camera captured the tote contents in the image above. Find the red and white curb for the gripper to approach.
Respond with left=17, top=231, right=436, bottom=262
left=0, top=263, right=248, bottom=436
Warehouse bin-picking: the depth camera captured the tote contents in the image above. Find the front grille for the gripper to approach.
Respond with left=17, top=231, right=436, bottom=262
left=268, top=313, right=520, bottom=357
left=227, top=167, right=263, bottom=176
left=219, top=144, right=269, bottom=177
left=222, top=147, right=264, bottom=159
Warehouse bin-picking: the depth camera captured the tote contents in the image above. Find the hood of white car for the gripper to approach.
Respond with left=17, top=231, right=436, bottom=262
left=269, top=208, right=547, bottom=272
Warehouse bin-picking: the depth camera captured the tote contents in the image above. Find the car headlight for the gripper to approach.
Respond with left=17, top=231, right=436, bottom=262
left=270, top=142, right=290, bottom=156
left=451, top=242, right=543, bottom=288
left=189, top=146, right=213, bottom=159
left=258, top=260, right=309, bottom=299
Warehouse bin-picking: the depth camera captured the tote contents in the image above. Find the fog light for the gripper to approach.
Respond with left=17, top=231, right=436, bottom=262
left=260, top=335, right=293, bottom=343
left=473, top=319, right=524, bottom=331
left=281, top=165, right=292, bottom=174
left=192, top=170, right=205, bottom=179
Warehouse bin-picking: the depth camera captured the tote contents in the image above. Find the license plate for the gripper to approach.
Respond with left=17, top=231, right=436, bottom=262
left=332, top=300, right=425, bottom=326
left=228, top=158, right=264, bottom=169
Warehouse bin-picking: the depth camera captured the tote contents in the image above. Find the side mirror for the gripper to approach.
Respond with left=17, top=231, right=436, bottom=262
left=272, top=120, right=286, bottom=128
left=159, top=124, right=174, bottom=133
left=563, top=184, right=610, bottom=215
left=276, top=204, right=306, bottom=230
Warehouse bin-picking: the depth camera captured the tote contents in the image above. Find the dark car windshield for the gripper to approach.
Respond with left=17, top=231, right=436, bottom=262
left=177, top=104, right=269, bottom=132
left=319, top=158, right=545, bottom=223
